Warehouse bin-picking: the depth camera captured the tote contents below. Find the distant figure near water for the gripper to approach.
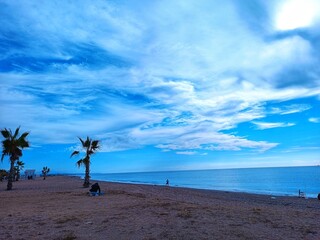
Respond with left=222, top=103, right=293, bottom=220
left=166, top=179, right=169, bottom=186
left=298, top=189, right=306, bottom=198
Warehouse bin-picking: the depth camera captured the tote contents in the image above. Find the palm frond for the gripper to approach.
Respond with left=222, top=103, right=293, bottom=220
left=70, top=151, right=80, bottom=158
left=20, top=140, right=30, bottom=149
left=1, top=129, right=10, bottom=139
left=42, top=166, right=50, bottom=174
left=8, top=128, right=13, bottom=138
left=1, top=153, right=5, bottom=162
left=19, top=132, right=29, bottom=139
left=2, top=139, right=11, bottom=152
left=84, top=136, right=91, bottom=148
left=13, top=126, right=20, bottom=139
left=17, top=136, right=30, bottom=149
left=91, top=140, right=100, bottom=150
left=16, top=160, right=24, bottom=166
left=76, top=159, right=84, bottom=168
left=78, top=137, right=85, bottom=147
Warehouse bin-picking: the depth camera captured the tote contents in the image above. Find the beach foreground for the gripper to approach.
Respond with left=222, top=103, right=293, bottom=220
left=0, top=176, right=319, bottom=240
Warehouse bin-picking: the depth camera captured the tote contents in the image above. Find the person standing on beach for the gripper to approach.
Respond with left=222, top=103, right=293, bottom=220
left=166, top=179, right=169, bottom=186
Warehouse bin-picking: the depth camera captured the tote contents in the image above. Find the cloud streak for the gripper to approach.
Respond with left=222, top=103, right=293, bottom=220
left=252, top=121, right=296, bottom=130
left=269, top=104, right=311, bottom=115
left=309, top=118, right=320, bottom=123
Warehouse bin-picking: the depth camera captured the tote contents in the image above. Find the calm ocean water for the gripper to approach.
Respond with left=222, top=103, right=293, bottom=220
left=74, top=166, right=320, bottom=198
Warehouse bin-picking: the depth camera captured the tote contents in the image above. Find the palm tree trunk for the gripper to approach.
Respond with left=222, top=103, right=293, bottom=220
left=84, top=161, right=90, bottom=188
left=16, top=170, right=20, bottom=181
left=7, top=159, right=15, bottom=190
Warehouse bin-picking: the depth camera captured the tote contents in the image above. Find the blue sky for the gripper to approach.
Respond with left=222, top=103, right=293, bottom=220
left=0, top=0, right=319, bottom=173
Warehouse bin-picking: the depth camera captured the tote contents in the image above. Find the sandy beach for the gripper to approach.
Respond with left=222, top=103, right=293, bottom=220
left=0, top=176, right=319, bottom=240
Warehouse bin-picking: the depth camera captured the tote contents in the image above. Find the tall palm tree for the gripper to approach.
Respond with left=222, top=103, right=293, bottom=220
left=1, top=127, right=30, bottom=190
left=70, top=136, right=100, bottom=187
left=15, top=160, right=25, bottom=181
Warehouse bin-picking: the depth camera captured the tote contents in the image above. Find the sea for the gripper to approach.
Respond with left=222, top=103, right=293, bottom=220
left=72, top=166, right=320, bottom=198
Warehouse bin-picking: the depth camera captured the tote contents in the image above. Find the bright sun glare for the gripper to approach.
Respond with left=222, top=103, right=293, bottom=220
left=275, top=0, right=319, bottom=30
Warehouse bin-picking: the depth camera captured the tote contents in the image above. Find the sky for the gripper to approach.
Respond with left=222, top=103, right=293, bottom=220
left=0, top=0, right=319, bottom=174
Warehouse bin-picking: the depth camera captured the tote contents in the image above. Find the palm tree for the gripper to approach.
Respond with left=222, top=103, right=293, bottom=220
left=42, top=166, right=50, bottom=180
left=70, top=136, right=100, bottom=187
left=0, top=169, right=8, bottom=182
left=1, top=127, right=30, bottom=190
left=15, top=160, right=25, bottom=181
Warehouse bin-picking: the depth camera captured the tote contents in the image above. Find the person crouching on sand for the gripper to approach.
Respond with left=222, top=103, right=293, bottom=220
left=89, top=182, right=101, bottom=196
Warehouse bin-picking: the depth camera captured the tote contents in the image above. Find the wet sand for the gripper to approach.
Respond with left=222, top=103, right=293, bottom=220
left=0, top=176, right=319, bottom=239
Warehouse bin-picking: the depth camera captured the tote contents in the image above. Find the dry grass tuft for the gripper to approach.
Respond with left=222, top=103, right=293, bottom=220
left=252, top=207, right=262, bottom=215
left=177, top=208, right=193, bottom=219
left=55, top=216, right=79, bottom=224
left=61, top=232, right=77, bottom=240
left=107, top=190, right=127, bottom=195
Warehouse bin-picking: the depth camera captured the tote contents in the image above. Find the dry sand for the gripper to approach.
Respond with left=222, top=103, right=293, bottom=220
left=0, top=176, right=319, bottom=240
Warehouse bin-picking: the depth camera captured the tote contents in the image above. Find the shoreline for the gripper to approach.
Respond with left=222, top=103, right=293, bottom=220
left=66, top=165, right=319, bottom=199
left=89, top=178, right=320, bottom=207
left=50, top=174, right=311, bottom=201
left=1, top=176, right=319, bottom=239
left=58, top=174, right=319, bottom=201
left=85, top=175, right=318, bottom=199
left=101, top=180, right=318, bottom=199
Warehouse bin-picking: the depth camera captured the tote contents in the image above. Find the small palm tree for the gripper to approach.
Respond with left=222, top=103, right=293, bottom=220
left=42, top=166, right=50, bottom=180
left=1, top=127, right=30, bottom=190
left=15, top=160, right=25, bottom=181
left=0, top=169, right=8, bottom=182
left=70, top=136, right=100, bottom=187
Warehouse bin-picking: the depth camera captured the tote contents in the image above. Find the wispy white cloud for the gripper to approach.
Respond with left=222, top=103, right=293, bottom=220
left=282, top=146, right=320, bottom=153
left=269, top=104, right=311, bottom=115
left=252, top=121, right=295, bottom=130
left=176, top=151, right=197, bottom=155
left=309, top=118, right=320, bottom=123
left=152, top=122, right=278, bottom=152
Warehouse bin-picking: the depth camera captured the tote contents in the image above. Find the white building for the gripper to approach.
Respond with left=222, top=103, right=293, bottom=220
left=24, top=169, right=36, bottom=179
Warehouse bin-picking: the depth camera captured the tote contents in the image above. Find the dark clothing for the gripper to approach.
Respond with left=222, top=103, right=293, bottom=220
left=89, top=183, right=101, bottom=194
